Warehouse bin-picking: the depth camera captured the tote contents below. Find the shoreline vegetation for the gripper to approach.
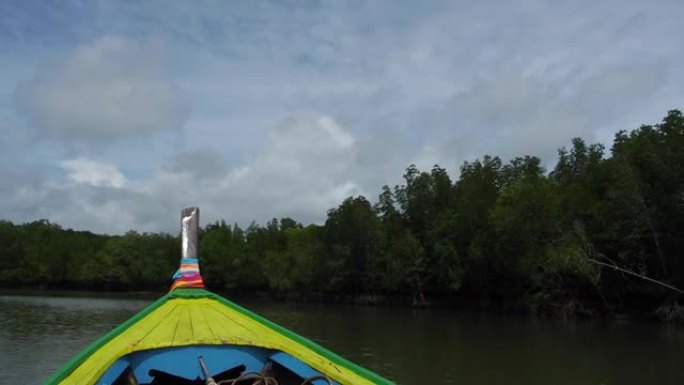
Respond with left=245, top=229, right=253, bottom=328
left=1, top=110, right=683, bottom=323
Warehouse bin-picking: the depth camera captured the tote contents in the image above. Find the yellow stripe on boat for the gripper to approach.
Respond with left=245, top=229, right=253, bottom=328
left=49, top=289, right=387, bottom=385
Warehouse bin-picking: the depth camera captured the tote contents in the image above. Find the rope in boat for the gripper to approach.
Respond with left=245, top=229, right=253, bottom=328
left=216, top=371, right=277, bottom=385
left=215, top=371, right=334, bottom=385
left=199, top=356, right=334, bottom=385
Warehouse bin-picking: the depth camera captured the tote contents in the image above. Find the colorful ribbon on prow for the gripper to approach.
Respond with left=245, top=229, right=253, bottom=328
left=171, top=206, right=205, bottom=291
left=170, top=258, right=205, bottom=290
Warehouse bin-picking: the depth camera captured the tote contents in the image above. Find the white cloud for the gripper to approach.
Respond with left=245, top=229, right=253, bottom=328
left=61, top=157, right=128, bottom=188
left=14, top=36, right=186, bottom=141
left=156, top=115, right=364, bottom=227
left=0, top=115, right=366, bottom=233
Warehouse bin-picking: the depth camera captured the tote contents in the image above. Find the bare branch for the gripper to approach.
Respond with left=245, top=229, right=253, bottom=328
left=588, top=258, right=683, bottom=294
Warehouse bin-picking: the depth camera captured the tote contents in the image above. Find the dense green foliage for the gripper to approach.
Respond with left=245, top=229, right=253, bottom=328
left=1, top=110, right=683, bottom=319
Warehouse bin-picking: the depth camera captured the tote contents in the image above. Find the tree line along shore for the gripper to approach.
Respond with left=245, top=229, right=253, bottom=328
left=1, top=110, right=683, bottom=322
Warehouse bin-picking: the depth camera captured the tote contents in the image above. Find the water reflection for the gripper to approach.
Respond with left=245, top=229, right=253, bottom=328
left=0, top=295, right=148, bottom=383
left=1, top=293, right=682, bottom=384
left=237, top=300, right=684, bottom=385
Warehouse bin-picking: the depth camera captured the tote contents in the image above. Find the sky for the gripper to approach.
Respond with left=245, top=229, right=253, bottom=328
left=1, top=0, right=683, bottom=234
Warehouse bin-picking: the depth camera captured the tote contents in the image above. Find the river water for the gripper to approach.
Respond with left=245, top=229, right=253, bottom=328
left=0, top=293, right=682, bottom=385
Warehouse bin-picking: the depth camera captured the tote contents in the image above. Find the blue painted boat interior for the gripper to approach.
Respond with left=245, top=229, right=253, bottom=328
left=98, top=345, right=339, bottom=385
